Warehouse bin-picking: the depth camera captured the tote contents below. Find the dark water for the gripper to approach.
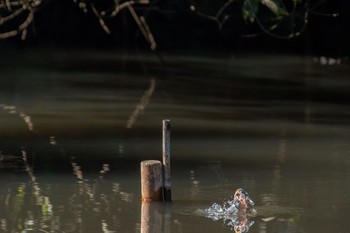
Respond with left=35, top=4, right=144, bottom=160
left=1, top=51, right=350, bottom=233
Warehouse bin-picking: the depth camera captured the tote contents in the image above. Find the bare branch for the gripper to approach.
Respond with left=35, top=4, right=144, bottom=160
left=0, top=7, right=25, bottom=26
left=109, top=1, right=131, bottom=17
left=0, top=0, right=43, bottom=39
left=216, top=0, right=234, bottom=18
left=74, top=0, right=157, bottom=50
left=91, top=3, right=111, bottom=34
left=190, top=0, right=238, bottom=30
left=140, top=16, right=156, bottom=50
left=0, top=10, right=34, bottom=39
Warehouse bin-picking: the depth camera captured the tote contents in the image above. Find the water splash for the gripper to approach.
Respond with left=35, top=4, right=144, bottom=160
left=205, top=199, right=238, bottom=220
left=204, top=188, right=256, bottom=233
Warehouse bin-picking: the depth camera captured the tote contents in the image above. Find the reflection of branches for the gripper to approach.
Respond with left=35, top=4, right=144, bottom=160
left=126, top=78, right=156, bottom=129
left=70, top=159, right=133, bottom=211
left=74, top=0, right=157, bottom=50
left=0, top=0, right=42, bottom=39
left=0, top=103, right=35, bottom=132
left=69, top=159, right=133, bottom=232
left=21, top=149, right=57, bottom=233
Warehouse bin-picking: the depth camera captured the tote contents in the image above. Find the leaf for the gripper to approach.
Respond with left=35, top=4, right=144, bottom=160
left=260, top=0, right=288, bottom=16
left=242, top=0, right=260, bottom=23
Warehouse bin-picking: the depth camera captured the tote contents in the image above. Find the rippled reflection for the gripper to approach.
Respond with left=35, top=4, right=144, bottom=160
left=0, top=103, right=35, bottom=132
left=126, top=78, right=156, bottom=129
left=0, top=165, right=138, bottom=232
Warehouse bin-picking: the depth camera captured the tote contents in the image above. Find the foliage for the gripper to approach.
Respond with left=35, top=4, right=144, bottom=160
left=242, top=0, right=260, bottom=23
left=190, top=0, right=336, bottom=39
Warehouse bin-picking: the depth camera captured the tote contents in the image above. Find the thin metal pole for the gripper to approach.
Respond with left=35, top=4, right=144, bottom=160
left=162, top=119, right=171, bottom=202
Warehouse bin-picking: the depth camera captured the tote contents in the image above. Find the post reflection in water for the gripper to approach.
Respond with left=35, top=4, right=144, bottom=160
left=141, top=202, right=171, bottom=233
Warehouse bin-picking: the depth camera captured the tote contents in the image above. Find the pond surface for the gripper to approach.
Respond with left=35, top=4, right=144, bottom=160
left=1, top=51, right=350, bottom=233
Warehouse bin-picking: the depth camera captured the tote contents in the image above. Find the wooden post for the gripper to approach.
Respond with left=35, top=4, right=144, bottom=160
left=141, top=160, right=163, bottom=202
left=162, top=119, right=171, bottom=202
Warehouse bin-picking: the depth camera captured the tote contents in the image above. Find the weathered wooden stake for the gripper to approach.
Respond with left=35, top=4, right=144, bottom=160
left=141, top=160, right=163, bottom=202
left=162, top=119, right=171, bottom=202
